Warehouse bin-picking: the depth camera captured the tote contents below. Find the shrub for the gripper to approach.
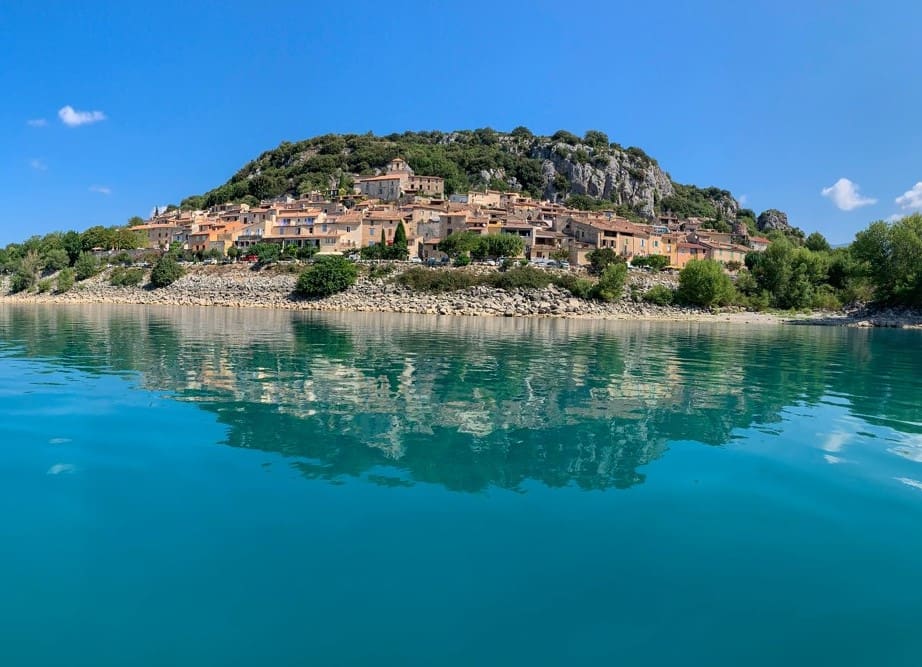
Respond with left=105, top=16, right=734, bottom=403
left=43, top=248, right=70, bottom=272
left=553, top=273, right=593, bottom=298
left=36, top=278, right=52, bottom=293
left=367, top=264, right=395, bottom=280
left=453, top=253, right=472, bottom=267
left=643, top=284, right=675, bottom=306
left=397, top=267, right=481, bottom=292
left=150, top=255, right=184, bottom=287
left=488, top=266, right=554, bottom=290
left=677, top=259, right=735, bottom=307
left=9, top=270, right=35, bottom=293
left=110, top=267, right=145, bottom=287
left=810, top=285, right=842, bottom=311
left=74, top=252, right=100, bottom=280
left=295, top=256, right=358, bottom=297
left=591, top=262, right=628, bottom=302
left=56, top=268, right=75, bottom=293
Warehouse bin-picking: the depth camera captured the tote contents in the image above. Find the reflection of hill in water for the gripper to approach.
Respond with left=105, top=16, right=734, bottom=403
left=1, top=305, right=920, bottom=492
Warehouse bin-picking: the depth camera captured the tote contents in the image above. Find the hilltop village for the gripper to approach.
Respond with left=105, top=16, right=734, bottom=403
left=136, top=158, right=769, bottom=269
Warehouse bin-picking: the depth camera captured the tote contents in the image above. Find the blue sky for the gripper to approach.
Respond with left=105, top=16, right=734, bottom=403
left=2, top=0, right=920, bottom=245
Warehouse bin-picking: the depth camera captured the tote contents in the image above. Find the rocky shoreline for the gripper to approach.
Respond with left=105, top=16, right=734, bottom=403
left=1, top=264, right=920, bottom=327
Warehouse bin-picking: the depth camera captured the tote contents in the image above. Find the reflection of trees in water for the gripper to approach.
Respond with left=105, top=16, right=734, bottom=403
left=0, top=305, right=919, bottom=492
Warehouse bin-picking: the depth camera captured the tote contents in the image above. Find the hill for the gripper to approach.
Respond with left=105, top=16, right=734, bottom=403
left=179, top=128, right=748, bottom=226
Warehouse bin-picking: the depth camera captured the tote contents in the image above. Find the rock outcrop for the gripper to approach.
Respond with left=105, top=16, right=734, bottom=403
left=531, top=142, right=674, bottom=217
left=757, top=209, right=791, bottom=233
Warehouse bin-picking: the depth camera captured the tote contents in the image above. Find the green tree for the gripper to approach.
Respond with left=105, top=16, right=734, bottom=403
left=851, top=215, right=922, bottom=305
left=43, top=248, right=70, bottom=272
left=74, top=252, right=100, bottom=280
left=677, top=259, right=735, bottom=307
left=150, top=254, right=184, bottom=287
left=805, top=231, right=831, bottom=253
left=295, top=256, right=358, bottom=297
left=127, top=216, right=146, bottom=227
left=56, top=268, right=75, bottom=293
left=252, top=242, right=281, bottom=264
left=632, top=254, right=670, bottom=271
left=437, top=232, right=481, bottom=258
left=226, top=246, right=241, bottom=261
left=80, top=226, right=114, bottom=251
left=591, top=262, right=628, bottom=302
left=473, top=233, right=524, bottom=260
left=389, top=221, right=409, bottom=260
left=586, top=247, right=623, bottom=275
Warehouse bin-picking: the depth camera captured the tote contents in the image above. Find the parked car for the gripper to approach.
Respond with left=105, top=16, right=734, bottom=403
left=409, top=257, right=423, bottom=264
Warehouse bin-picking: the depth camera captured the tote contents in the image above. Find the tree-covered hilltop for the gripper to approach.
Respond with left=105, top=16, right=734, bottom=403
left=179, top=127, right=745, bottom=222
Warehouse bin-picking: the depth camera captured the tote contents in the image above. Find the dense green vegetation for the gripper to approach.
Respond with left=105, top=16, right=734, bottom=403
left=296, top=256, right=359, bottom=297
left=678, top=260, right=736, bottom=307
left=436, top=232, right=525, bottom=263
left=150, top=255, right=184, bottom=288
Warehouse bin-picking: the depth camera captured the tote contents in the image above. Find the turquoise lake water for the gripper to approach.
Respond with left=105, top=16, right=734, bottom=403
left=1, top=304, right=921, bottom=666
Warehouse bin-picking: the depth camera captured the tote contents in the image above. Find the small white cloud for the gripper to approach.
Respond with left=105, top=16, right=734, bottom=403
left=29, top=158, right=48, bottom=171
left=737, top=194, right=748, bottom=206
left=895, top=182, right=922, bottom=212
left=58, top=105, right=107, bottom=127
left=886, top=213, right=903, bottom=222
left=150, top=205, right=168, bottom=217
left=47, top=463, right=76, bottom=475
left=89, top=185, right=112, bottom=195
left=821, top=178, right=877, bottom=211
left=27, top=118, right=47, bottom=127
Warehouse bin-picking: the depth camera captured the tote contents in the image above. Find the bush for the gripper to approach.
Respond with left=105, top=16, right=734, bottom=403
left=9, top=270, right=35, bottom=293
left=677, top=259, right=735, bottom=307
left=74, top=252, right=100, bottom=280
left=110, top=267, right=145, bottom=287
left=36, top=278, right=52, bottom=293
left=56, top=268, right=75, bottom=293
left=643, top=284, right=675, bottom=306
left=488, top=266, right=554, bottom=290
left=591, top=262, right=628, bottom=302
left=397, top=267, right=481, bottom=292
left=367, top=264, right=395, bottom=280
left=810, top=285, right=842, bottom=311
left=553, top=273, right=593, bottom=298
left=295, top=256, right=358, bottom=297
left=453, top=253, right=472, bottom=267
left=43, top=248, right=70, bottom=272
left=150, top=255, right=184, bottom=287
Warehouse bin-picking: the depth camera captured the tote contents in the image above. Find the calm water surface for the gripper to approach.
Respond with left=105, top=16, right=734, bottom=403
left=1, top=304, right=921, bottom=666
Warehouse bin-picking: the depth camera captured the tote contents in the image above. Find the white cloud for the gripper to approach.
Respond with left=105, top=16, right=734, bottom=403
left=821, top=178, right=877, bottom=211
left=737, top=194, right=748, bottom=206
left=29, top=158, right=47, bottom=171
left=895, top=182, right=922, bottom=212
left=58, top=105, right=107, bottom=127
left=27, top=118, right=47, bottom=127
left=47, top=463, right=75, bottom=475
left=89, top=185, right=111, bottom=195
left=150, top=205, right=168, bottom=217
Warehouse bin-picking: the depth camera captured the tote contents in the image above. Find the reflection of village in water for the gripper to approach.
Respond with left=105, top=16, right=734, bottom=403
left=1, top=305, right=919, bottom=492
